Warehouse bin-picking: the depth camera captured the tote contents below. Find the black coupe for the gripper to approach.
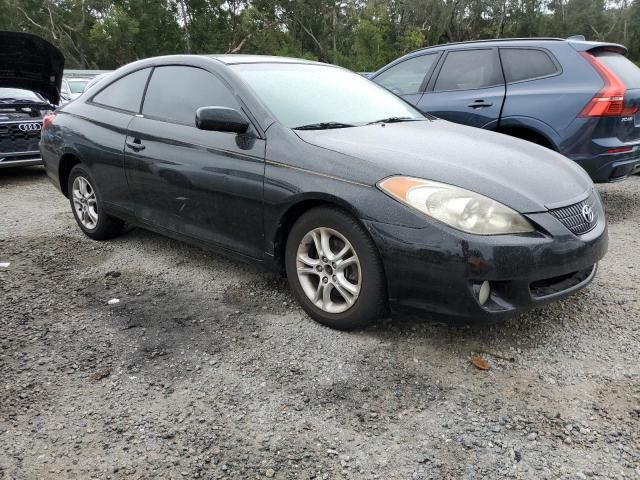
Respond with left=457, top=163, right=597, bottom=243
left=40, top=54, right=608, bottom=330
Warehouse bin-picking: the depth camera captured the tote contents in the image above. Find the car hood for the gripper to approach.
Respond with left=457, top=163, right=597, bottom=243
left=0, top=31, right=64, bottom=105
left=295, top=120, right=594, bottom=213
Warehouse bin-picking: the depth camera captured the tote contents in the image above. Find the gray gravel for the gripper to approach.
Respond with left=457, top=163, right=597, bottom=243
left=1, top=167, right=639, bottom=479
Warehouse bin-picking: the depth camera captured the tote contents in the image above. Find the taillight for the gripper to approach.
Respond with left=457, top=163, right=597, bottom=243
left=42, top=112, right=57, bottom=129
left=579, top=52, right=638, bottom=117
left=604, top=146, right=634, bottom=154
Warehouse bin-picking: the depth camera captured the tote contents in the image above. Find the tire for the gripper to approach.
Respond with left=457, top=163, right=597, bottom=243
left=285, top=206, right=387, bottom=330
left=67, top=165, right=124, bottom=240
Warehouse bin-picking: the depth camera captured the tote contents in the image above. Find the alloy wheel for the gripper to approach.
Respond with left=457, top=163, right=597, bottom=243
left=296, top=227, right=362, bottom=314
left=72, top=176, right=99, bottom=230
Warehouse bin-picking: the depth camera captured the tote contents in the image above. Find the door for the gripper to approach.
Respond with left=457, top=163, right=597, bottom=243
left=371, top=53, right=440, bottom=107
left=124, top=65, right=266, bottom=259
left=418, top=48, right=505, bottom=129
left=83, top=67, right=152, bottom=212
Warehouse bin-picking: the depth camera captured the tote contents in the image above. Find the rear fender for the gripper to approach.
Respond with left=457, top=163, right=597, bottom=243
left=498, top=116, right=560, bottom=150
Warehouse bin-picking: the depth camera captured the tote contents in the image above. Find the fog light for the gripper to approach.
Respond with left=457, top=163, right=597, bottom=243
left=478, top=281, right=491, bottom=305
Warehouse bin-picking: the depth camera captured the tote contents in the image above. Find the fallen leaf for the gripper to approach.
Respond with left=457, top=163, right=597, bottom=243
left=470, top=356, right=490, bottom=371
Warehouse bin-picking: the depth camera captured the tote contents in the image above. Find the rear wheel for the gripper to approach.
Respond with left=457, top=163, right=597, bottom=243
left=285, top=207, right=387, bottom=330
left=68, top=165, right=124, bottom=240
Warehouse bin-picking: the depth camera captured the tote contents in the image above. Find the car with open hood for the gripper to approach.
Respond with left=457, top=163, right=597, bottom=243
left=40, top=55, right=608, bottom=330
left=0, top=31, right=63, bottom=168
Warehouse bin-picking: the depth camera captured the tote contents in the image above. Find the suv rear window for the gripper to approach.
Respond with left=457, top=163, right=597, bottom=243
left=592, top=51, right=640, bottom=89
left=500, top=48, right=559, bottom=83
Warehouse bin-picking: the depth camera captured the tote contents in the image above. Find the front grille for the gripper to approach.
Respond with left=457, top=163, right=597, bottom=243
left=548, top=191, right=598, bottom=235
left=0, top=122, right=41, bottom=154
left=530, top=265, right=595, bottom=298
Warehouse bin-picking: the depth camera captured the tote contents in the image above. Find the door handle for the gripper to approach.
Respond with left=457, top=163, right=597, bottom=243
left=468, top=100, right=493, bottom=108
left=126, top=139, right=145, bottom=151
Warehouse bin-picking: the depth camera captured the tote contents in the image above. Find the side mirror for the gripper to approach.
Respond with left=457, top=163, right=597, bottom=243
left=195, top=106, right=249, bottom=134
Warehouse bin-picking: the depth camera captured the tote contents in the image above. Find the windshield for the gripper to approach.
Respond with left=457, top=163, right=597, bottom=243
left=232, top=63, right=424, bottom=128
left=67, top=79, right=89, bottom=94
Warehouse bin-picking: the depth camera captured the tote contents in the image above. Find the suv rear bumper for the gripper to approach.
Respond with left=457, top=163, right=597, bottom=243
left=574, top=150, right=640, bottom=183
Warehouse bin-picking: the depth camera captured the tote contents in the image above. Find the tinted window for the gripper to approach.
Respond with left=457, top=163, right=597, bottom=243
left=593, top=51, right=640, bottom=89
left=92, top=68, right=150, bottom=113
left=232, top=63, right=423, bottom=128
left=500, top=49, right=558, bottom=83
left=373, top=54, right=438, bottom=95
left=434, top=49, right=502, bottom=91
left=142, top=66, right=239, bottom=125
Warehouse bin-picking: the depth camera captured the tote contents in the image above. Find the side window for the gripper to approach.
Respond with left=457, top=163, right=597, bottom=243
left=434, top=49, right=503, bottom=92
left=373, top=54, right=438, bottom=95
left=142, top=66, right=240, bottom=125
left=500, top=49, right=559, bottom=83
left=92, top=68, right=151, bottom=113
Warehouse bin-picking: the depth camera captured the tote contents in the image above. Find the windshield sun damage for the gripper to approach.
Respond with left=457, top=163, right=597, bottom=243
left=231, top=63, right=425, bottom=129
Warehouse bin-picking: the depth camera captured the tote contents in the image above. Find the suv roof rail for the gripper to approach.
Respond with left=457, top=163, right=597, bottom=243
left=405, top=37, right=565, bottom=56
left=566, top=35, right=586, bottom=41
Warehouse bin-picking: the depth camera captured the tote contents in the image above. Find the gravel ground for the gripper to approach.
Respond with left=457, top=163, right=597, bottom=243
left=0, top=167, right=639, bottom=480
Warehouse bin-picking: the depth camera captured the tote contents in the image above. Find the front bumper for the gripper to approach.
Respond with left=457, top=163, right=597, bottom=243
left=0, top=152, right=42, bottom=169
left=364, top=209, right=608, bottom=324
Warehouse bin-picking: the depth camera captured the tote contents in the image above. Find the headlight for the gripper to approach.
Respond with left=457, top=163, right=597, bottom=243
left=378, top=176, right=534, bottom=235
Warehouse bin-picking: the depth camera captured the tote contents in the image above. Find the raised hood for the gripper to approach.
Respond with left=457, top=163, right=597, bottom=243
left=295, top=120, right=594, bottom=213
left=0, top=31, right=64, bottom=105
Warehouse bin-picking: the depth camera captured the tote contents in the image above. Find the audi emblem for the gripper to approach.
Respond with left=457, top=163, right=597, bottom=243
left=581, top=204, right=594, bottom=224
left=18, top=122, right=42, bottom=132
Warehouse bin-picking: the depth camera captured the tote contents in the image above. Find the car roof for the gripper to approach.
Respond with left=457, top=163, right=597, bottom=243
left=204, top=54, right=329, bottom=66
left=403, top=37, right=627, bottom=55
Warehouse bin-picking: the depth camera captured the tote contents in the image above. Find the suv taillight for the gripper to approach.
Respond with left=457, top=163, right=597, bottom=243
left=579, top=52, right=638, bottom=117
left=42, top=112, right=57, bottom=129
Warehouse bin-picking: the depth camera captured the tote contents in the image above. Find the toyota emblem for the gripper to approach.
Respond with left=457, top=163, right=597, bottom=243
left=581, top=204, right=594, bottom=223
left=18, top=122, right=42, bottom=132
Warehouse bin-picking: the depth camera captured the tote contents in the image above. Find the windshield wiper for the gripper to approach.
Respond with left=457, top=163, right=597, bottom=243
left=367, top=116, right=421, bottom=125
left=294, top=121, right=355, bottom=130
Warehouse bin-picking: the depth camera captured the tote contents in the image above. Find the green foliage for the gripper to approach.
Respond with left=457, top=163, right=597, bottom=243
left=2, top=0, right=639, bottom=70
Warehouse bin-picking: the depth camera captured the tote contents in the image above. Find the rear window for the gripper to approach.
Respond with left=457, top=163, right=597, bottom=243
left=92, top=68, right=151, bottom=113
left=500, top=48, right=559, bottom=83
left=593, top=51, right=640, bottom=89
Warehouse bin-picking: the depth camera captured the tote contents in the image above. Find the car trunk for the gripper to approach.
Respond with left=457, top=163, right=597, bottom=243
left=589, top=49, right=640, bottom=144
left=622, top=88, right=640, bottom=143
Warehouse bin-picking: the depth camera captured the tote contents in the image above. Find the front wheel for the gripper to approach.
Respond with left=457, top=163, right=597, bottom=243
left=68, top=165, right=124, bottom=240
left=285, top=207, right=387, bottom=330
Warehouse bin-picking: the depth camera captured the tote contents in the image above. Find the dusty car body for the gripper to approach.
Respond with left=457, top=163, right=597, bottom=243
left=40, top=55, right=608, bottom=329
